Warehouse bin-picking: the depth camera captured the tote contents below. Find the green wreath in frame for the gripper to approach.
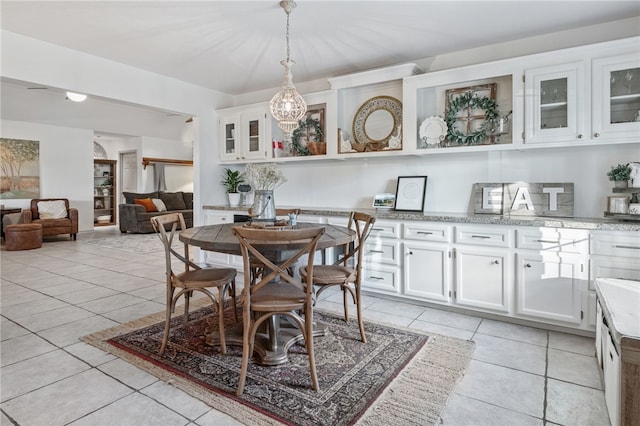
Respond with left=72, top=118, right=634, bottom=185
left=292, top=117, right=324, bottom=156
left=445, top=92, right=499, bottom=145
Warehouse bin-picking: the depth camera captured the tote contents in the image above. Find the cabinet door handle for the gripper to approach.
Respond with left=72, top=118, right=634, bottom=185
left=471, top=235, right=491, bottom=239
left=369, top=276, right=384, bottom=280
left=535, top=239, right=558, bottom=244
left=594, top=132, right=600, bottom=138
left=408, top=251, right=414, bottom=255
left=368, top=249, right=384, bottom=253
left=372, top=228, right=384, bottom=232
left=417, top=231, right=433, bottom=235
left=493, top=260, right=500, bottom=265
left=577, top=134, right=583, bottom=139
left=615, top=245, right=640, bottom=250
left=525, top=263, right=532, bottom=268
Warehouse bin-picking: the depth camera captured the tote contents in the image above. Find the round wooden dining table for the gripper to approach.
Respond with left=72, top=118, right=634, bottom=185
left=179, top=222, right=355, bottom=255
left=179, top=222, right=356, bottom=365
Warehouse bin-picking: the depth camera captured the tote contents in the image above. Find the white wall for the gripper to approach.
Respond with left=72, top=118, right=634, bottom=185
left=1, top=120, right=95, bottom=230
left=272, top=144, right=638, bottom=218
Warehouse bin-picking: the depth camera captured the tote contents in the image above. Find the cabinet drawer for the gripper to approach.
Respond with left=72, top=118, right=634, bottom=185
left=455, top=226, right=511, bottom=248
left=363, top=240, right=399, bottom=266
left=362, top=265, right=401, bottom=294
left=591, top=232, right=640, bottom=258
left=403, top=222, right=451, bottom=243
left=516, top=228, right=589, bottom=254
left=369, top=221, right=400, bottom=239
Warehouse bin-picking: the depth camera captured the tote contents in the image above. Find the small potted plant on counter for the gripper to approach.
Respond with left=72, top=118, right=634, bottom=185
left=607, top=163, right=632, bottom=189
left=221, top=168, right=244, bottom=207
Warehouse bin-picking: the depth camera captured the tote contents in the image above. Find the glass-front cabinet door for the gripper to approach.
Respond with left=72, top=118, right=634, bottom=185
left=524, top=62, right=584, bottom=144
left=219, top=109, right=268, bottom=162
left=242, top=110, right=267, bottom=160
left=220, top=114, right=240, bottom=161
left=592, top=52, right=640, bottom=141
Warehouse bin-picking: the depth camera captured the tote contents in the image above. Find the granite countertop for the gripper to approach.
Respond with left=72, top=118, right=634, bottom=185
left=203, top=205, right=640, bottom=231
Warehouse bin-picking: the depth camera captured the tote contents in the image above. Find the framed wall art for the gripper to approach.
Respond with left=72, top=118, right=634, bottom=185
left=292, top=103, right=326, bottom=156
left=394, top=176, right=427, bottom=212
left=0, top=138, right=40, bottom=199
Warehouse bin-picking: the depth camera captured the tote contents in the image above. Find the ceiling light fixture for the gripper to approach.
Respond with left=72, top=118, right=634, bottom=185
left=269, top=0, right=306, bottom=136
left=65, top=91, right=87, bottom=102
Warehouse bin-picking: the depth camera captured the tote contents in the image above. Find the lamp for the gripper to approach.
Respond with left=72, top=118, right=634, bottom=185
left=66, top=91, right=87, bottom=102
left=270, top=0, right=306, bottom=136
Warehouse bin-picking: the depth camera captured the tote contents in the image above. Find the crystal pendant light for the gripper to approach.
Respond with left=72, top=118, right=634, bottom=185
left=270, top=0, right=307, bottom=135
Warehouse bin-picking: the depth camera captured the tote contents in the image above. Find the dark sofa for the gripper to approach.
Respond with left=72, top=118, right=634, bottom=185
left=119, top=191, right=193, bottom=233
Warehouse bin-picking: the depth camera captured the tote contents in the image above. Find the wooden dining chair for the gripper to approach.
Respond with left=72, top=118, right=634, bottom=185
left=232, top=225, right=325, bottom=396
left=247, top=208, right=301, bottom=284
left=151, top=213, right=237, bottom=356
left=300, top=211, right=375, bottom=343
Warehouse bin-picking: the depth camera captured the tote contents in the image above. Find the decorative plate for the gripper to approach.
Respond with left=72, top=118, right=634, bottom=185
left=419, top=116, right=447, bottom=146
left=351, top=95, right=403, bottom=151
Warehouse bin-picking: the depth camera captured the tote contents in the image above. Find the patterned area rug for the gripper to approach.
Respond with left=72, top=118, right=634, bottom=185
left=80, top=233, right=177, bottom=253
left=83, top=301, right=474, bottom=426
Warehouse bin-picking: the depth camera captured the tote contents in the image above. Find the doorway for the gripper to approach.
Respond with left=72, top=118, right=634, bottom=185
left=120, top=151, right=138, bottom=205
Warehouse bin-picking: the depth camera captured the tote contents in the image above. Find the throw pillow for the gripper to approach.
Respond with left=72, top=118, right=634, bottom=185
left=123, top=191, right=159, bottom=204
left=151, top=198, right=167, bottom=212
left=37, top=200, right=67, bottom=219
left=133, top=198, right=158, bottom=212
left=182, top=192, right=193, bottom=209
left=160, top=192, right=186, bottom=210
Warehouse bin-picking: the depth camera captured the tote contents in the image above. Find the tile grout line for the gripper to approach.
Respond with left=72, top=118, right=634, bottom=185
left=543, top=330, right=549, bottom=425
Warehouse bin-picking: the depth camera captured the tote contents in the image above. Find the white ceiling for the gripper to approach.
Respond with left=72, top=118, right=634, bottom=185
left=1, top=0, right=639, bottom=136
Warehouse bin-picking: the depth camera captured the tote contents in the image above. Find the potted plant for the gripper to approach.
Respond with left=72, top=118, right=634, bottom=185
left=221, top=168, right=244, bottom=207
left=607, top=163, right=632, bottom=188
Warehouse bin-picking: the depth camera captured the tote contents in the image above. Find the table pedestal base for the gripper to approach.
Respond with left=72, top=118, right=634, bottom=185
left=205, top=316, right=328, bottom=366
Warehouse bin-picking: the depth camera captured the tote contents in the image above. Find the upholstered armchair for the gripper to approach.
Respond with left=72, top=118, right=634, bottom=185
left=23, top=198, right=78, bottom=240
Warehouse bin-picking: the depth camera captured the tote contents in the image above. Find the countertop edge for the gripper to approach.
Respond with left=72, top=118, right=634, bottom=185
left=203, top=205, right=640, bottom=231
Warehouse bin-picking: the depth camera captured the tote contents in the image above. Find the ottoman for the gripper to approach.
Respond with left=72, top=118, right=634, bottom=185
left=5, top=223, right=43, bottom=251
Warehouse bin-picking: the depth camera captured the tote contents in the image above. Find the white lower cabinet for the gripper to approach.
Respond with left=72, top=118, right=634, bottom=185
left=403, top=241, right=451, bottom=302
left=454, top=247, right=511, bottom=313
left=515, top=252, right=587, bottom=325
left=590, top=231, right=640, bottom=292
left=603, top=330, right=621, bottom=426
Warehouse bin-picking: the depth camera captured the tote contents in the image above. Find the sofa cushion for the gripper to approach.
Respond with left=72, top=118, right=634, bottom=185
left=160, top=192, right=186, bottom=210
left=37, top=200, right=67, bottom=219
left=123, top=191, right=159, bottom=204
left=133, top=198, right=158, bottom=212
left=183, top=192, right=193, bottom=209
left=152, top=198, right=168, bottom=212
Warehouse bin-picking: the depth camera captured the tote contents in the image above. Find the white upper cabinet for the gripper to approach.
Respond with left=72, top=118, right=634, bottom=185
left=219, top=107, right=268, bottom=162
left=592, top=51, right=640, bottom=142
left=403, top=61, right=519, bottom=154
left=524, top=62, right=585, bottom=143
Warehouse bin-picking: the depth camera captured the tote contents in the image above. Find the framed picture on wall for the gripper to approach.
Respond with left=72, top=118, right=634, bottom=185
left=394, top=176, right=427, bottom=212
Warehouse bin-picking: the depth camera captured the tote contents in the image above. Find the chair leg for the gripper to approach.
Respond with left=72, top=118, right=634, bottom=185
left=230, top=279, right=238, bottom=322
left=342, top=286, right=349, bottom=321
left=159, top=302, right=172, bottom=355
left=236, top=307, right=251, bottom=396
left=305, top=305, right=319, bottom=391
left=183, top=290, right=191, bottom=328
left=159, top=287, right=176, bottom=355
left=355, top=283, right=367, bottom=343
left=217, top=286, right=227, bottom=354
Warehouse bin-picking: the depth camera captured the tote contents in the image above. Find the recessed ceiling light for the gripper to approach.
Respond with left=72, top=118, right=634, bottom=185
left=66, top=91, right=87, bottom=102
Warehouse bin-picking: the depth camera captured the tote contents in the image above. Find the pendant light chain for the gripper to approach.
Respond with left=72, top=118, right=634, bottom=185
left=270, top=0, right=307, bottom=136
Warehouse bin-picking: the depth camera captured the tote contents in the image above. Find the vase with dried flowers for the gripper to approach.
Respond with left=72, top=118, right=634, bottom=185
left=244, top=163, right=287, bottom=221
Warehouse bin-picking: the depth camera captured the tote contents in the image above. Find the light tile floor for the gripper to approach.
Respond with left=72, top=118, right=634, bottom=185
left=1, top=228, right=610, bottom=426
